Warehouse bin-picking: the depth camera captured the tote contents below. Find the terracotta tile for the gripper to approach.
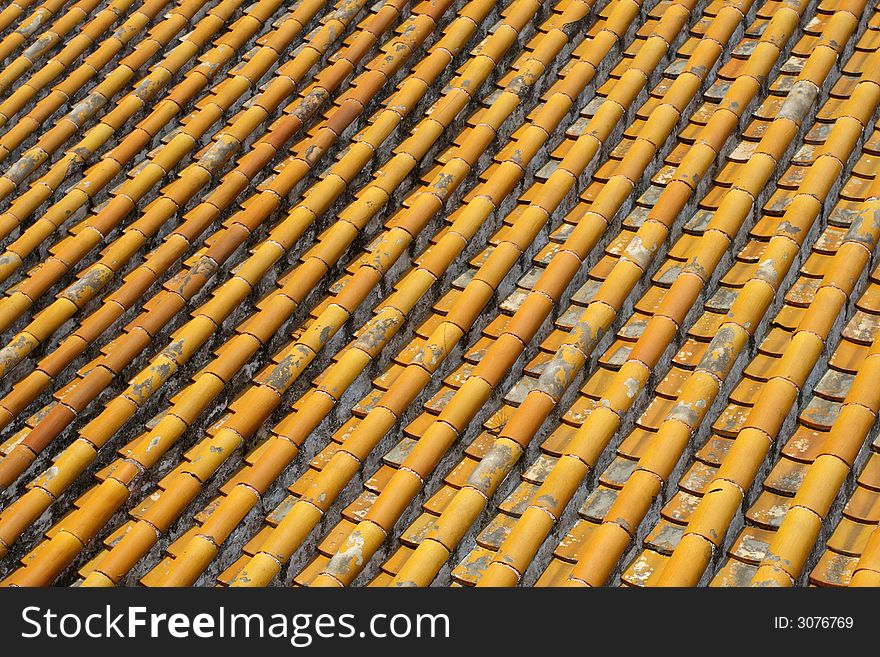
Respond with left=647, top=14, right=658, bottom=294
left=3, top=0, right=879, bottom=593
left=711, top=559, right=758, bottom=587
left=810, top=550, right=858, bottom=587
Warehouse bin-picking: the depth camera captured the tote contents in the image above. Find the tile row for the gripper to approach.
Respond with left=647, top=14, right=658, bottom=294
left=0, top=0, right=571, bottom=584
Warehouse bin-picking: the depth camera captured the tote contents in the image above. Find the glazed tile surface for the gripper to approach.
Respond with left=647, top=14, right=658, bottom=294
left=0, top=0, right=876, bottom=587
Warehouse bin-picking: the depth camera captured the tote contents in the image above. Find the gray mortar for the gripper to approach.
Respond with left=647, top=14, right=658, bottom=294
left=439, top=0, right=844, bottom=586
left=105, top=0, right=550, bottom=587
left=0, top=0, right=221, bottom=213
left=0, top=0, right=119, bottom=84
left=609, top=0, right=877, bottom=587
left=0, top=0, right=869, bottom=590
left=376, top=0, right=722, bottom=586
left=0, top=0, right=382, bottom=439
left=0, top=0, right=257, bottom=343
left=431, top=0, right=750, bottom=586
left=0, top=0, right=390, bottom=580
left=61, top=0, right=498, bottom=586
left=332, top=0, right=667, bottom=586
left=797, top=422, right=880, bottom=586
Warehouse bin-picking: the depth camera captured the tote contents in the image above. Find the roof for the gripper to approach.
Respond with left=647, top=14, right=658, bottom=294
left=0, top=0, right=877, bottom=588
